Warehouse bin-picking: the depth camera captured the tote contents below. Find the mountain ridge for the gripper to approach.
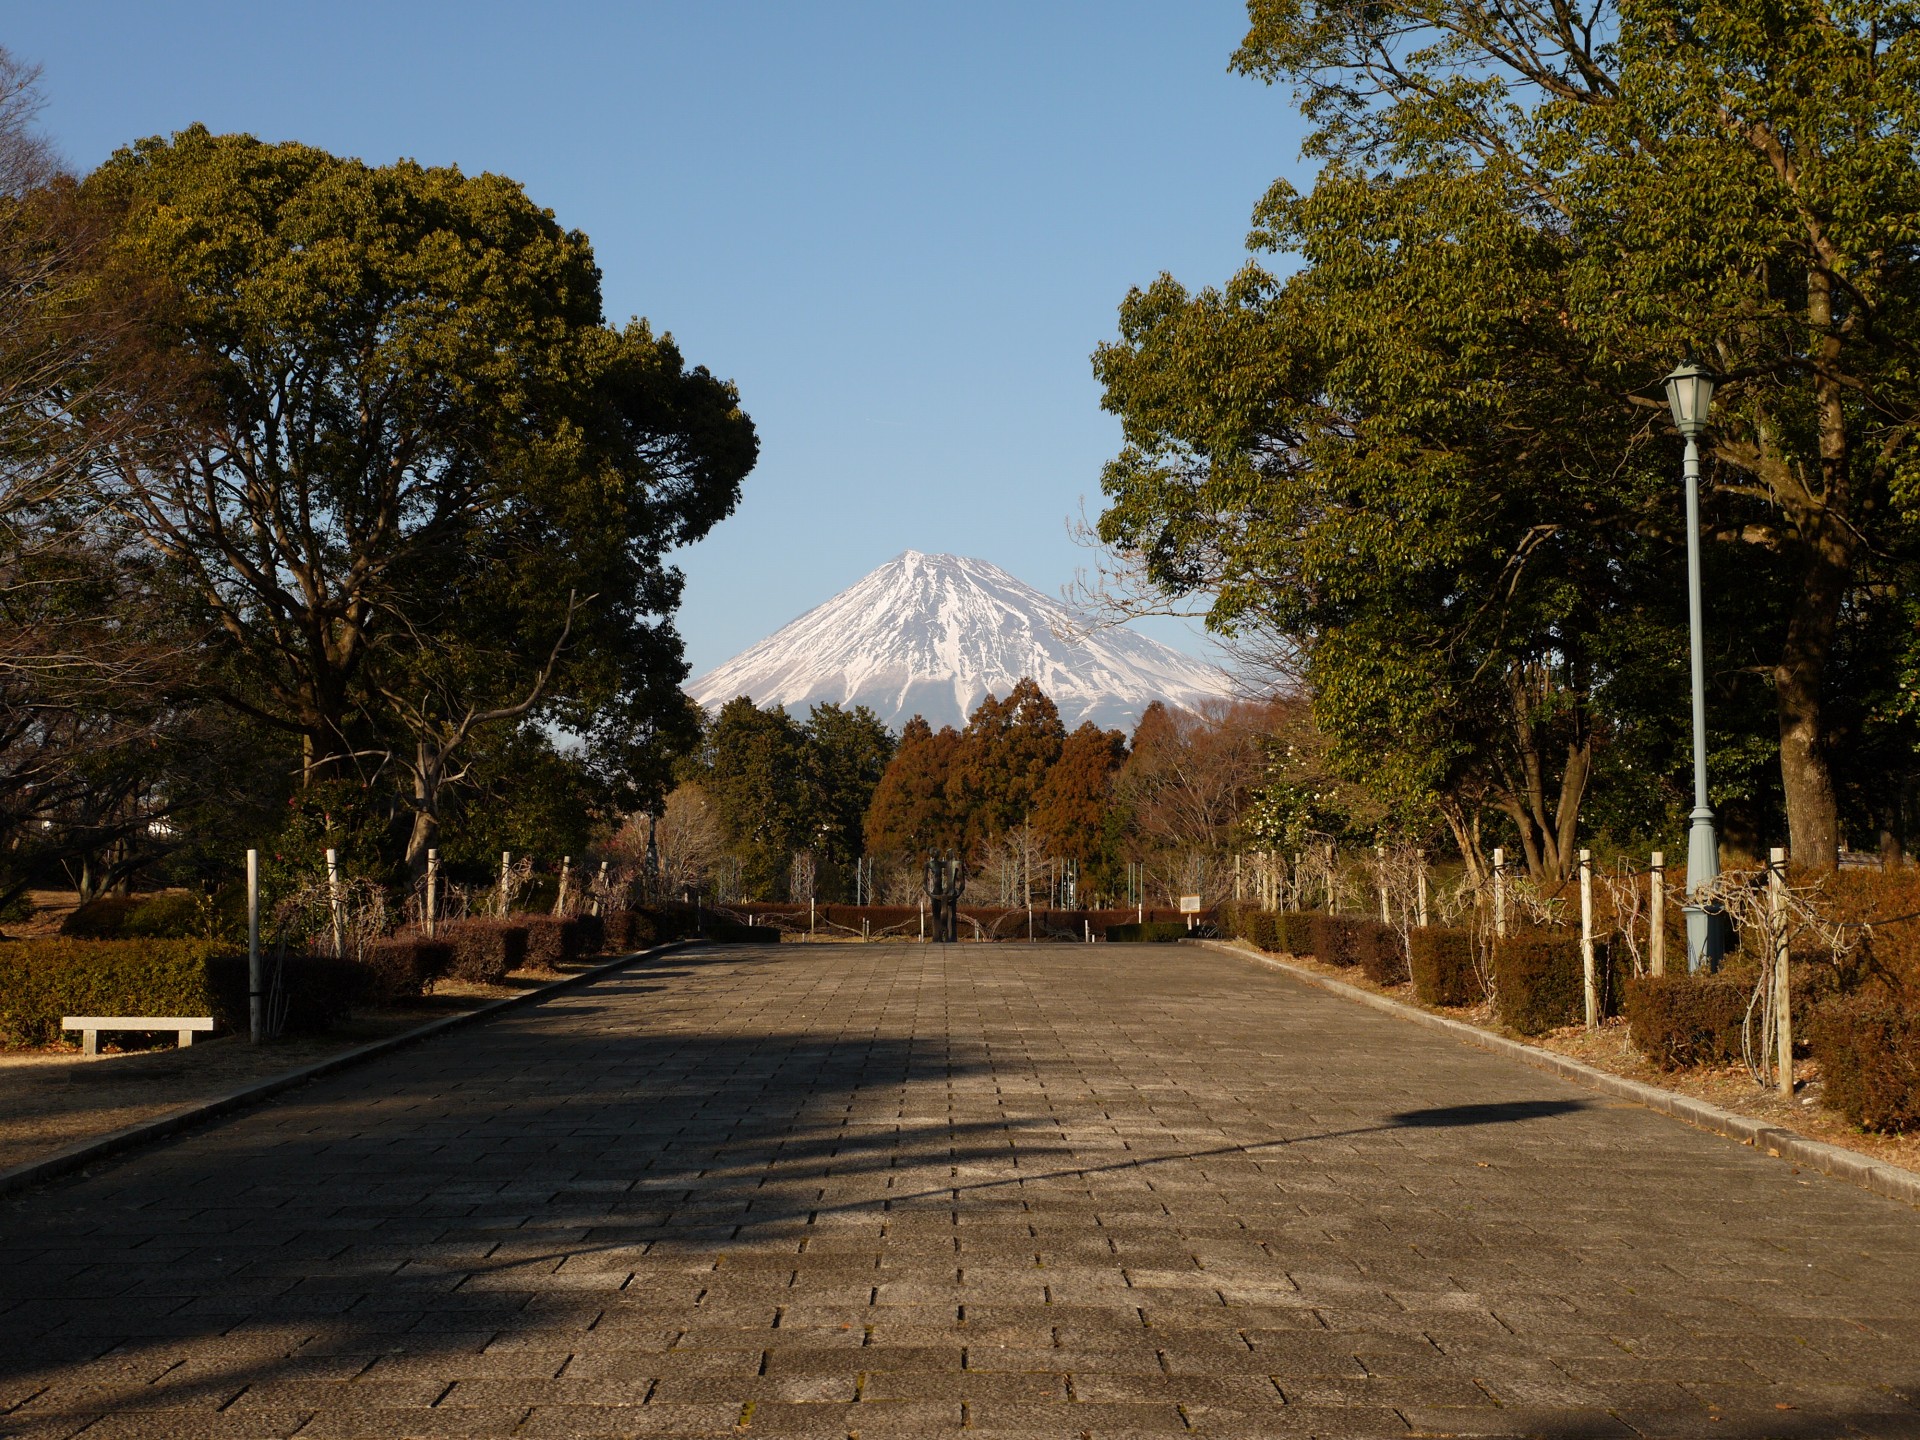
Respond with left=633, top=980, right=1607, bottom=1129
left=686, top=550, right=1233, bottom=733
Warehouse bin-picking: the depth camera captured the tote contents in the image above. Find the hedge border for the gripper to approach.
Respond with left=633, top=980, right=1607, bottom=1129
left=0, top=937, right=696, bottom=1199
left=1197, top=938, right=1920, bottom=1212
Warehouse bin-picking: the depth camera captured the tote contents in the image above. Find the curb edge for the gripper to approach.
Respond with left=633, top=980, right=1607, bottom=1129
left=0, top=938, right=701, bottom=1201
left=1196, top=938, right=1920, bottom=1210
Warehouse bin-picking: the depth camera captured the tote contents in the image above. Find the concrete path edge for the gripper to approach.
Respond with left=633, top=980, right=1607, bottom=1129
left=0, top=938, right=699, bottom=1200
left=1197, top=937, right=1920, bottom=1210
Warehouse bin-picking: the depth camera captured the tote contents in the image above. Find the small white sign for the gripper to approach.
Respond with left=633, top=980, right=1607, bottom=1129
left=1178, top=894, right=1203, bottom=914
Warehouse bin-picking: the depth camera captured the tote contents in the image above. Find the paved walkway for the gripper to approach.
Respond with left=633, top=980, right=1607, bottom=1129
left=1, top=942, right=1916, bottom=1440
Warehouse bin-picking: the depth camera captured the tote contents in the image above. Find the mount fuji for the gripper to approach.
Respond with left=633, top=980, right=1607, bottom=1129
left=686, top=551, right=1234, bottom=733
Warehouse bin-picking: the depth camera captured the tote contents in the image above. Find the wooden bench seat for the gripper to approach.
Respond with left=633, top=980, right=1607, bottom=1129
left=62, top=1016, right=216, bottom=1055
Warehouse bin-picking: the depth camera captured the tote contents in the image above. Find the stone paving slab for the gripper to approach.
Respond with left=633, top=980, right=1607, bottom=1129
left=0, top=942, right=1917, bottom=1439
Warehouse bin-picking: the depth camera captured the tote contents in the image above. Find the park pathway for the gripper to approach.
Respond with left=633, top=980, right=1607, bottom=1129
left=1, top=941, right=1917, bottom=1440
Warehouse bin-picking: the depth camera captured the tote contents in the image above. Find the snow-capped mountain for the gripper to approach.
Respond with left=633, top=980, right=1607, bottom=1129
left=686, top=550, right=1233, bottom=733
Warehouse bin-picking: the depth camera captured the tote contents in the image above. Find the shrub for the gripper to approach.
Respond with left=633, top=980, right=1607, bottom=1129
left=1309, top=915, right=1398, bottom=976
left=60, top=896, right=143, bottom=939
left=206, top=952, right=366, bottom=1036
left=0, top=937, right=221, bottom=1047
left=1809, top=997, right=1920, bottom=1132
left=1274, top=912, right=1315, bottom=954
left=1492, top=929, right=1584, bottom=1035
left=1410, top=928, right=1480, bottom=1007
left=521, top=915, right=584, bottom=971
left=703, top=913, right=781, bottom=944
left=602, top=909, right=659, bottom=952
left=440, top=919, right=528, bottom=985
left=1105, top=920, right=1191, bottom=943
left=573, top=913, right=606, bottom=957
left=1242, top=911, right=1279, bottom=951
left=1622, top=973, right=1752, bottom=1069
left=361, top=936, right=451, bottom=1005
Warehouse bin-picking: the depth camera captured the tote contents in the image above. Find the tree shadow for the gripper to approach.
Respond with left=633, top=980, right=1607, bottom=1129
left=0, top=959, right=1911, bottom=1439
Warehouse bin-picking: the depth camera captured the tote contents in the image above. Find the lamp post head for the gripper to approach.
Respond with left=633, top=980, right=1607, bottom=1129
left=1664, top=358, right=1717, bottom=439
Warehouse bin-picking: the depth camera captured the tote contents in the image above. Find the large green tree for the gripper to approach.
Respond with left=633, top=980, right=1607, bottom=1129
left=81, top=127, right=757, bottom=872
left=1098, top=0, right=1920, bottom=870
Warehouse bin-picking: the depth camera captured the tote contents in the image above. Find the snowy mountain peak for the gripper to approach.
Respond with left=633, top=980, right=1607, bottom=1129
left=686, top=552, right=1233, bottom=733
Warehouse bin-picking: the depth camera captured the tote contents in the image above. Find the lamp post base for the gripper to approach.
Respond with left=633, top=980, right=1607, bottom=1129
left=1684, top=803, right=1723, bottom=973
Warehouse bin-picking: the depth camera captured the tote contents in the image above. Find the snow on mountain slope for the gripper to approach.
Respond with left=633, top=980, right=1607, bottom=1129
left=686, top=551, right=1233, bottom=733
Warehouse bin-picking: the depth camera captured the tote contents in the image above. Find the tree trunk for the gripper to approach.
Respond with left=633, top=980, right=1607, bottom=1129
left=404, top=742, right=441, bottom=878
left=1773, top=522, right=1850, bottom=873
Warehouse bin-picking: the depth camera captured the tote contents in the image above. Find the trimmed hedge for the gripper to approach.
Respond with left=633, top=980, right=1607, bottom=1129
left=1308, top=914, right=1404, bottom=982
left=62, top=892, right=208, bottom=940
left=362, top=936, right=452, bottom=1005
left=1410, top=927, right=1480, bottom=1007
left=1492, top=930, right=1584, bottom=1035
left=1809, top=997, right=1920, bottom=1132
left=0, top=937, right=221, bottom=1047
left=1274, top=912, right=1315, bottom=954
left=520, top=915, right=584, bottom=971
left=602, top=909, right=659, bottom=951
left=440, top=919, right=529, bottom=985
left=1106, top=920, right=1192, bottom=943
left=1621, top=973, right=1752, bottom=1069
left=1242, top=911, right=1279, bottom=952
left=205, top=952, right=366, bottom=1036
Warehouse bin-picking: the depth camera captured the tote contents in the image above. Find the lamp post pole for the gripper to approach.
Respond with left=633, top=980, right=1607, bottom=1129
left=1668, top=359, right=1723, bottom=972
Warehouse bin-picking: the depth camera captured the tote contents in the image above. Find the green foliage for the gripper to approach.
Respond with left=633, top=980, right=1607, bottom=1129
left=78, top=126, right=755, bottom=877
left=0, top=938, right=221, bottom=1047
left=1096, top=0, right=1920, bottom=871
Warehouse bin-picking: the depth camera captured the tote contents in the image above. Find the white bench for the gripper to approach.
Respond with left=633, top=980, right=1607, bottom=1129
left=62, top=1016, right=215, bottom=1055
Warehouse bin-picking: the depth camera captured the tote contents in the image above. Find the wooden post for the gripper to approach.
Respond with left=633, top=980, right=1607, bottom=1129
left=247, top=848, right=262, bottom=1045
left=1492, top=847, right=1507, bottom=939
left=499, top=850, right=511, bottom=915
left=592, top=859, right=607, bottom=917
left=425, top=848, right=439, bottom=938
left=1579, top=848, right=1596, bottom=1029
left=1649, top=851, right=1666, bottom=976
left=1416, top=850, right=1429, bottom=929
left=1770, top=847, right=1792, bottom=1096
left=1234, top=853, right=1243, bottom=904
left=324, top=846, right=345, bottom=959
left=555, top=856, right=571, bottom=916
left=1376, top=845, right=1390, bottom=923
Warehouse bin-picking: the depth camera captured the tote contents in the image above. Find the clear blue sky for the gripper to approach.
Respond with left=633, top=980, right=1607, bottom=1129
left=9, top=2, right=1312, bottom=676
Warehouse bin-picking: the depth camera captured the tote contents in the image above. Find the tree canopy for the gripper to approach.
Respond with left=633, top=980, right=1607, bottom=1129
left=1095, top=0, right=1920, bottom=871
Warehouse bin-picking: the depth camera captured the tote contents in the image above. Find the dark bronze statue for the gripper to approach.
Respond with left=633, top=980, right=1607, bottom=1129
left=924, top=848, right=965, bottom=943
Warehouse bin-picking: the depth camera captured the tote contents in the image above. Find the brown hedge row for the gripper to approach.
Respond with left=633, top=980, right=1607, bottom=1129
left=1410, top=928, right=1480, bottom=1007
left=1621, top=973, right=1752, bottom=1069
left=1808, top=998, right=1920, bottom=1132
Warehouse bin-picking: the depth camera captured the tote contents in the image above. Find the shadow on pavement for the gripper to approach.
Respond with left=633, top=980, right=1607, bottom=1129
left=0, top=949, right=1912, bottom=1439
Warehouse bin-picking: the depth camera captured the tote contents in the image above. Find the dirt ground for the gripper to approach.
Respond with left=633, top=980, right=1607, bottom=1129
left=1239, top=940, right=1920, bottom=1176
left=0, top=969, right=578, bottom=1173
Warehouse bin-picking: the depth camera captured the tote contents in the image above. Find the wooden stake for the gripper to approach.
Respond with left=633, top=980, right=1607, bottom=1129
left=325, top=846, right=345, bottom=959
left=425, top=848, right=439, bottom=938
left=1649, top=851, right=1666, bottom=976
left=247, top=848, right=262, bottom=1045
left=499, top=850, right=511, bottom=916
left=1579, top=848, right=1596, bottom=1029
left=555, top=856, right=571, bottom=916
left=1492, top=847, right=1507, bottom=939
left=1416, top=850, right=1429, bottom=928
left=1771, top=847, right=1792, bottom=1096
